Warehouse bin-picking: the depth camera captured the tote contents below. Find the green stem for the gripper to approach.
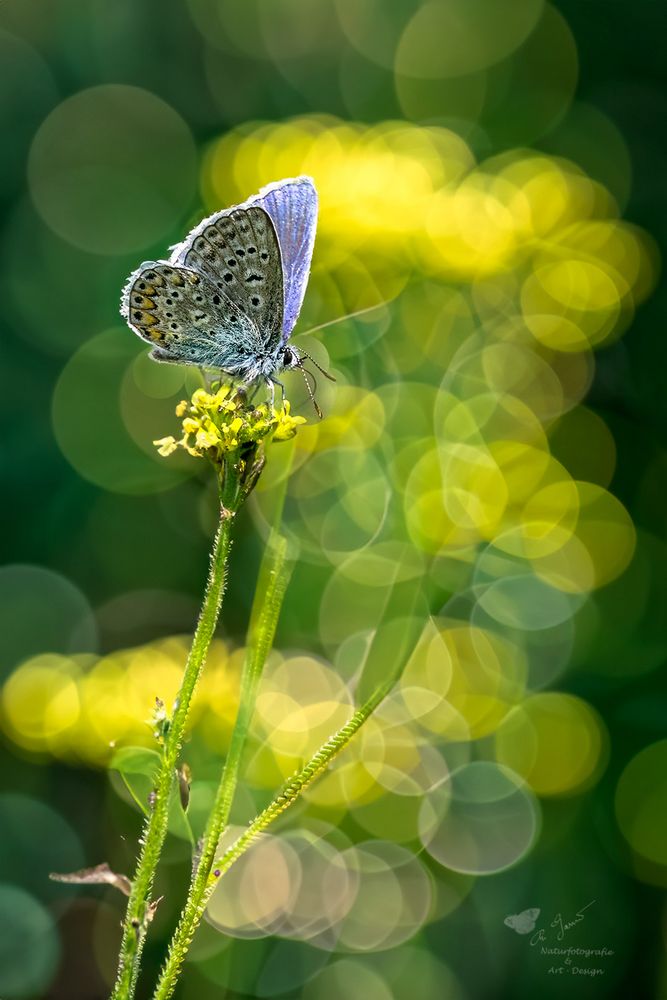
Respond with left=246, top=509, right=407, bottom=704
left=151, top=676, right=391, bottom=1000
left=151, top=531, right=293, bottom=999
left=210, top=677, right=390, bottom=874
left=109, top=460, right=242, bottom=1000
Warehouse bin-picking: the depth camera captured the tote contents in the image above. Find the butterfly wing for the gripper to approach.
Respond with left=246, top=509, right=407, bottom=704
left=122, top=176, right=317, bottom=373
left=170, top=205, right=284, bottom=352
left=121, top=261, right=263, bottom=374
left=249, top=176, right=318, bottom=342
left=513, top=908, right=541, bottom=934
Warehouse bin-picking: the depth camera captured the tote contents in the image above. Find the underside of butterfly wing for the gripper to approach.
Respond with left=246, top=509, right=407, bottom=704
left=170, top=177, right=318, bottom=347
left=121, top=177, right=318, bottom=383
left=171, top=205, right=284, bottom=354
left=121, top=261, right=266, bottom=376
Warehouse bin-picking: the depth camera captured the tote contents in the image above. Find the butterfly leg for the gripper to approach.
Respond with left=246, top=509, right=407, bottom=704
left=265, top=377, right=276, bottom=410
left=267, top=377, right=287, bottom=411
left=245, top=379, right=263, bottom=405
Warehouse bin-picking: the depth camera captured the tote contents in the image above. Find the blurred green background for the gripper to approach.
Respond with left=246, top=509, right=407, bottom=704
left=1, top=1, right=666, bottom=998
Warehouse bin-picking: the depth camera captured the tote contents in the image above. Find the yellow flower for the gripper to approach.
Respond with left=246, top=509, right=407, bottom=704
left=153, top=387, right=306, bottom=470
left=154, top=436, right=178, bottom=457
left=273, top=401, right=306, bottom=441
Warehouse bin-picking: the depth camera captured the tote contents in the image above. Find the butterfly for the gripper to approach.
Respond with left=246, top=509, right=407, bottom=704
left=503, top=908, right=541, bottom=935
left=120, top=176, right=332, bottom=415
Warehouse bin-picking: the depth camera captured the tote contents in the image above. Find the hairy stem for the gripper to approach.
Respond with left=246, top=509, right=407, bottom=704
left=153, top=686, right=392, bottom=999
left=109, top=461, right=242, bottom=1000
left=209, top=680, right=388, bottom=875
left=151, top=686, right=391, bottom=1000
left=150, top=571, right=430, bottom=1000
left=152, top=531, right=293, bottom=999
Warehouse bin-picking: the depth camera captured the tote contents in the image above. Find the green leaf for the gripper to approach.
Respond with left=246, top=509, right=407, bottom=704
left=168, top=763, right=195, bottom=846
left=110, top=745, right=162, bottom=777
left=167, top=786, right=195, bottom=846
left=109, top=746, right=194, bottom=842
left=109, top=746, right=162, bottom=816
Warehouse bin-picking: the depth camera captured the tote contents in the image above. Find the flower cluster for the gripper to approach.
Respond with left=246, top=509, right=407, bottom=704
left=154, top=385, right=305, bottom=466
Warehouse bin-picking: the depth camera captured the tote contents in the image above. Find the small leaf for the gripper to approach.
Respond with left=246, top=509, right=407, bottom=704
left=168, top=766, right=195, bottom=846
left=177, top=763, right=192, bottom=812
left=110, top=746, right=162, bottom=816
left=49, top=863, right=132, bottom=896
left=110, top=745, right=162, bottom=778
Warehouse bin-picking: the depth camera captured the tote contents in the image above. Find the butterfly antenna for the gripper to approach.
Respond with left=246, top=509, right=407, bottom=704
left=297, top=363, right=323, bottom=420
left=298, top=349, right=336, bottom=382
left=297, top=301, right=388, bottom=338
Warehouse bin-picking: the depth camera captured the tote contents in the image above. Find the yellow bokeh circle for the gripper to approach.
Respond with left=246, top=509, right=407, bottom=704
left=495, top=693, right=606, bottom=795
left=615, top=741, right=667, bottom=870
